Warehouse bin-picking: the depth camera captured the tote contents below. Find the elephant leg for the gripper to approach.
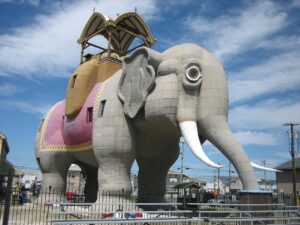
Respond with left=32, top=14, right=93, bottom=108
left=80, top=164, right=98, bottom=203
left=137, top=141, right=179, bottom=208
left=137, top=159, right=169, bottom=203
left=36, top=152, right=73, bottom=203
left=92, top=77, right=136, bottom=209
left=97, top=156, right=133, bottom=194
left=37, top=152, right=73, bottom=193
left=93, top=157, right=134, bottom=211
left=93, top=96, right=135, bottom=196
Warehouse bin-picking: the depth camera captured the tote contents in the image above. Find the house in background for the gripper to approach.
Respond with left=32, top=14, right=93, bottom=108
left=66, top=164, right=85, bottom=192
left=0, top=132, right=10, bottom=198
left=131, top=169, right=206, bottom=195
left=204, top=178, right=226, bottom=194
left=258, top=179, right=277, bottom=194
left=276, top=158, right=300, bottom=195
left=0, top=132, right=24, bottom=199
left=0, top=133, right=24, bottom=179
left=202, top=175, right=277, bottom=195
left=229, top=176, right=243, bottom=194
left=0, top=133, right=9, bottom=160
left=166, top=169, right=189, bottom=193
left=131, top=174, right=138, bottom=196
left=20, top=170, right=42, bottom=190
left=189, top=177, right=207, bottom=188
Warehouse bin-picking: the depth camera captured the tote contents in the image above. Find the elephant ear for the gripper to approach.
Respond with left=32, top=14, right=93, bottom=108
left=118, top=47, right=162, bottom=118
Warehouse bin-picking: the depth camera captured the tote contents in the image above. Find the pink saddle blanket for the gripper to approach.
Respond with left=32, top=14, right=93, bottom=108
left=40, top=82, right=104, bottom=151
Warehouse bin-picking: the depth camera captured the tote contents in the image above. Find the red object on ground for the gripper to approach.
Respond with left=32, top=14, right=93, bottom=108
left=65, top=191, right=75, bottom=199
left=135, top=213, right=143, bottom=218
left=101, top=213, right=113, bottom=219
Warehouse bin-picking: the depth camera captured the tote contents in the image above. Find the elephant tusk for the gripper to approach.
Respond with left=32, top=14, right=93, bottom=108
left=251, top=162, right=282, bottom=172
left=179, top=121, right=223, bottom=168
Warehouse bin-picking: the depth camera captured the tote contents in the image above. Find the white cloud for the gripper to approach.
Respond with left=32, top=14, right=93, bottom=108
left=0, top=100, right=52, bottom=114
left=235, top=131, right=279, bottom=146
left=0, top=0, right=158, bottom=78
left=229, top=50, right=300, bottom=103
left=160, top=0, right=193, bottom=7
left=0, top=0, right=39, bottom=5
left=0, top=83, right=18, bottom=95
left=185, top=1, right=286, bottom=60
left=291, top=0, right=300, bottom=8
left=202, top=130, right=280, bottom=146
left=230, top=100, right=300, bottom=130
left=275, top=151, right=291, bottom=160
left=256, top=35, right=300, bottom=51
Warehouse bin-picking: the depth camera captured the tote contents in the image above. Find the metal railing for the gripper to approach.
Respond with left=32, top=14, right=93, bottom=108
left=1, top=188, right=300, bottom=224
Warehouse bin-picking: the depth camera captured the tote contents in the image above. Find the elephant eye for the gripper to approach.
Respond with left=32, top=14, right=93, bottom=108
left=186, top=66, right=202, bottom=82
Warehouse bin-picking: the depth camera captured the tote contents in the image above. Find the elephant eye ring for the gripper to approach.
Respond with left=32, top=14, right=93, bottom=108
left=185, top=66, right=202, bottom=82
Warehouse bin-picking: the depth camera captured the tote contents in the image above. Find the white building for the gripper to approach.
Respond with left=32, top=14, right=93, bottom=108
left=204, top=178, right=226, bottom=194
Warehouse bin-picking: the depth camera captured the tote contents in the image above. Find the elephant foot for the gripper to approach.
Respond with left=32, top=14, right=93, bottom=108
left=92, top=194, right=138, bottom=211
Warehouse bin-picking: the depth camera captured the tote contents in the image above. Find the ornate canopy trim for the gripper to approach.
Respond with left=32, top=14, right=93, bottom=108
left=78, top=12, right=156, bottom=56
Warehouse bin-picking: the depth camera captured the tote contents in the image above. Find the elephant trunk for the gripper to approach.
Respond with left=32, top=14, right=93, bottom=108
left=198, top=116, right=258, bottom=190
left=177, top=83, right=223, bottom=169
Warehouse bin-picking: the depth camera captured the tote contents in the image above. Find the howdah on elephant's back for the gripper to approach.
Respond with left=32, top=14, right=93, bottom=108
left=65, top=56, right=121, bottom=119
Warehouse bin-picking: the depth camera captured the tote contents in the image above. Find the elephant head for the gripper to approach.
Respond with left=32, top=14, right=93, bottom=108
left=118, top=43, right=276, bottom=190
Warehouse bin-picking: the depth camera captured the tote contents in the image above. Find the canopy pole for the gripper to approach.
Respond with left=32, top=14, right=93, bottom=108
left=80, top=44, right=84, bottom=64
left=107, top=31, right=112, bottom=58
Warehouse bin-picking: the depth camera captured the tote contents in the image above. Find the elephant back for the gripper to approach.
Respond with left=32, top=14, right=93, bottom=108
left=65, top=55, right=121, bottom=119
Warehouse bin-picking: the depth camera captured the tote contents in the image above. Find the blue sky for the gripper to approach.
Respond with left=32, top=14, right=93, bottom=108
left=0, top=0, right=299, bottom=182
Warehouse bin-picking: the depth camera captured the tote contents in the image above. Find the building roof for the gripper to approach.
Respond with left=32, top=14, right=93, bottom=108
left=174, top=181, right=200, bottom=189
left=0, top=132, right=10, bottom=154
left=276, top=157, right=300, bottom=170
left=189, top=177, right=206, bottom=184
left=69, top=164, right=82, bottom=172
left=78, top=11, right=156, bottom=56
left=22, top=169, right=43, bottom=181
left=168, top=169, right=188, bottom=177
left=0, top=158, right=24, bottom=176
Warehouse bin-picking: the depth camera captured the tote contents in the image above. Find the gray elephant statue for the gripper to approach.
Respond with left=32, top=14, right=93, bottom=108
left=35, top=43, right=275, bottom=203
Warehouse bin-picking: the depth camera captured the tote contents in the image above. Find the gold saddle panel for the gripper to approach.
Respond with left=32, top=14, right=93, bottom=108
left=65, top=55, right=122, bottom=118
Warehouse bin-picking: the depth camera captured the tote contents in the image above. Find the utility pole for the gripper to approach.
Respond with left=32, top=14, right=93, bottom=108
left=217, top=166, right=220, bottom=194
left=262, top=160, right=267, bottom=190
left=284, top=123, right=299, bottom=206
left=180, top=137, right=185, bottom=183
left=228, top=162, right=231, bottom=194
left=213, top=170, right=216, bottom=192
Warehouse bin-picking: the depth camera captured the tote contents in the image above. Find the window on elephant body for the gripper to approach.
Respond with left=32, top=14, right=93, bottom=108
left=71, top=74, right=77, bottom=88
left=98, top=100, right=106, bottom=117
left=38, top=119, right=45, bottom=132
left=87, top=107, right=93, bottom=123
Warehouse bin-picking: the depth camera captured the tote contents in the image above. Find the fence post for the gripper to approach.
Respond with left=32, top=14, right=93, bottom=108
left=2, top=169, right=13, bottom=225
